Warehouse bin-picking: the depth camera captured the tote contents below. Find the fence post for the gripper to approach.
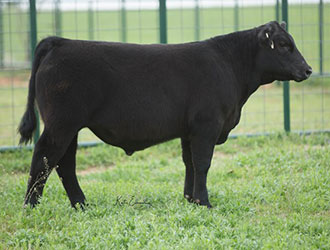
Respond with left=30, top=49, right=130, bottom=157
left=275, top=0, right=281, bottom=87
left=282, top=0, right=290, bottom=132
left=275, top=0, right=280, bottom=22
left=159, top=0, right=167, bottom=44
left=54, top=0, right=61, bottom=36
left=0, top=2, right=3, bottom=68
left=88, top=1, right=94, bottom=40
left=194, top=0, right=200, bottom=41
left=0, top=2, right=5, bottom=68
left=29, top=0, right=40, bottom=143
left=121, top=0, right=127, bottom=42
left=319, top=0, right=323, bottom=75
left=234, top=0, right=239, bottom=31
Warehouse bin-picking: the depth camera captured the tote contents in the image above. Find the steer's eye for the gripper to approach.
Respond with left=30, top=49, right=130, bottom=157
left=279, top=41, right=287, bottom=47
left=279, top=41, right=291, bottom=51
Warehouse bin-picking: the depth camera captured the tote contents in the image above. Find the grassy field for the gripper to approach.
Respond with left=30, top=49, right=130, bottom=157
left=0, top=133, right=329, bottom=248
left=0, top=3, right=329, bottom=146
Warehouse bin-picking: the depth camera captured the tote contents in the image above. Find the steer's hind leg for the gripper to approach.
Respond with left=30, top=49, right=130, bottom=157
left=56, top=135, right=86, bottom=208
left=24, top=129, right=76, bottom=208
left=181, top=138, right=194, bottom=203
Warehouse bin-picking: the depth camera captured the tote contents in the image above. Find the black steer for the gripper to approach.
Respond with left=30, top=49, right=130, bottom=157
left=19, top=21, right=311, bottom=208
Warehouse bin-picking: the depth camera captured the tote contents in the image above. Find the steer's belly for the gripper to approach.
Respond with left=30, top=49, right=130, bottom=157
left=89, top=122, right=181, bottom=154
left=88, top=91, right=186, bottom=153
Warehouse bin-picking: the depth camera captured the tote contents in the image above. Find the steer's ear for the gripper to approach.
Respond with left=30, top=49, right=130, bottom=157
left=258, top=25, right=275, bottom=50
left=280, top=21, right=286, bottom=30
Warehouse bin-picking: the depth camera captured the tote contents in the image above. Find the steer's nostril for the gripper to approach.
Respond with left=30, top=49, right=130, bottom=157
left=305, top=67, right=312, bottom=76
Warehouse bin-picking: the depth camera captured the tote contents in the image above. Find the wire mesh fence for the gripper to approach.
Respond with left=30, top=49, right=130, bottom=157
left=0, top=0, right=329, bottom=149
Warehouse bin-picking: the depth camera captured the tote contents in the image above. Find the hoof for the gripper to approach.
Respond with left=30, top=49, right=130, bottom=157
left=193, top=199, right=212, bottom=208
left=23, top=194, right=39, bottom=209
left=184, top=194, right=193, bottom=203
left=23, top=201, right=38, bottom=209
left=72, top=201, right=87, bottom=210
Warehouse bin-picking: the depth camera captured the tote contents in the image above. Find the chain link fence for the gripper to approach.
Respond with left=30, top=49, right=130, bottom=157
left=0, top=0, right=329, bottom=150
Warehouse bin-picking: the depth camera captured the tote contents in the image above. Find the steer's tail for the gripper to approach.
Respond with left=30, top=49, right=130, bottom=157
left=18, top=36, right=64, bottom=144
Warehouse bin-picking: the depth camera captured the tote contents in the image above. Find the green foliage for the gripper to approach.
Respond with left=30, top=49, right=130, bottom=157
left=0, top=133, right=329, bottom=249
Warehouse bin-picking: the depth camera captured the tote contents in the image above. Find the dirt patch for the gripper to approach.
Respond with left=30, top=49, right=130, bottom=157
left=303, top=145, right=328, bottom=151
left=312, top=210, right=330, bottom=217
left=77, top=165, right=114, bottom=176
left=213, top=151, right=232, bottom=159
left=0, top=76, right=29, bottom=87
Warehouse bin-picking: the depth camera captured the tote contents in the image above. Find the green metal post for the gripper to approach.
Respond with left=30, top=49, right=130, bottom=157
left=0, top=2, right=3, bottom=68
left=234, top=0, right=239, bottom=31
left=275, top=0, right=280, bottom=86
left=319, top=0, right=323, bottom=75
left=121, top=0, right=127, bottom=42
left=282, top=0, right=290, bottom=132
left=29, top=0, right=40, bottom=143
left=159, top=0, right=167, bottom=44
left=54, top=0, right=61, bottom=36
left=275, top=0, right=280, bottom=22
left=194, top=0, right=200, bottom=41
left=88, top=1, right=94, bottom=40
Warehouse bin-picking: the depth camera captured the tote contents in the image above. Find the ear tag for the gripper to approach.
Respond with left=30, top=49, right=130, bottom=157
left=265, top=33, right=274, bottom=49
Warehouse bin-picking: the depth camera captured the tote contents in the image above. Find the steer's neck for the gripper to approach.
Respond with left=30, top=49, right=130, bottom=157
left=210, top=28, right=263, bottom=106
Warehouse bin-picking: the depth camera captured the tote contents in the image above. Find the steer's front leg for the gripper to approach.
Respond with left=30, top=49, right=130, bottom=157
left=189, top=126, right=218, bottom=208
left=181, top=138, right=194, bottom=202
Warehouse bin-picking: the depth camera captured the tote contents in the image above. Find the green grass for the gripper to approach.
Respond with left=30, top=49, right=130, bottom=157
left=0, top=3, right=329, bottom=146
left=0, top=133, right=329, bottom=249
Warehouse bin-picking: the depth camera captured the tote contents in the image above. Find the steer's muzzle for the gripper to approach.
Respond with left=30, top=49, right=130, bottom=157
left=294, top=65, right=312, bottom=82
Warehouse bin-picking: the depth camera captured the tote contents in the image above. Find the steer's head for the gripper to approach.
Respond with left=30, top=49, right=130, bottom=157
left=256, top=21, right=312, bottom=83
